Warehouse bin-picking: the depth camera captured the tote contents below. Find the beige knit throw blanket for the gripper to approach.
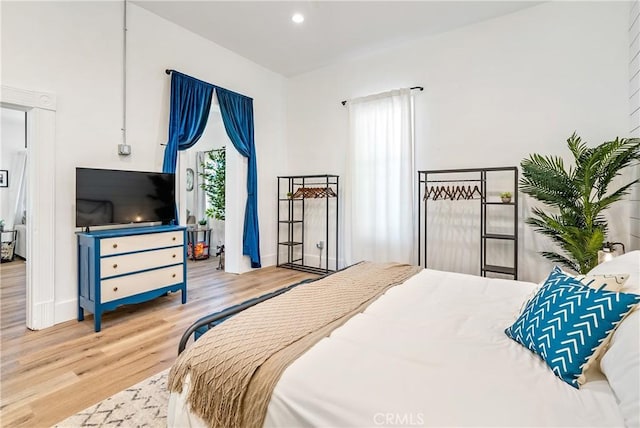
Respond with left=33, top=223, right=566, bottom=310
left=168, top=261, right=421, bottom=428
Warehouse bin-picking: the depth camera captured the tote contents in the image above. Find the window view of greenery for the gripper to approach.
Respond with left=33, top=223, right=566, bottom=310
left=200, top=147, right=225, bottom=221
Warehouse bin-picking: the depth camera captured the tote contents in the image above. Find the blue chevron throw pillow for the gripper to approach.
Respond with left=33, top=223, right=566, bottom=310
left=505, top=267, right=640, bottom=388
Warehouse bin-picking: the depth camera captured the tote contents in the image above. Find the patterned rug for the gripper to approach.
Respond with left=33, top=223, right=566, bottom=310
left=54, top=369, right=169, bottom=427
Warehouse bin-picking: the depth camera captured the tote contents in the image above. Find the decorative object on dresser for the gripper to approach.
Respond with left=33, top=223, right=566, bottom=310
left=77, top=225, right=187, bottom=332
left=418, top=166, right=519, bottom=279
left=277, top=174, right=339, bottom=274
left=520, top=133, right=640, bottom=274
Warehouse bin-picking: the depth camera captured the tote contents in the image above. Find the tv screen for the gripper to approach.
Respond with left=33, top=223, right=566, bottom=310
left=76, top=168, right=176, bottom=228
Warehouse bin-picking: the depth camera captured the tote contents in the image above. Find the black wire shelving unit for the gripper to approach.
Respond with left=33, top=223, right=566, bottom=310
left=277, top=174, right=339, bottom=275
left=418, top=167, right=519, bottom=279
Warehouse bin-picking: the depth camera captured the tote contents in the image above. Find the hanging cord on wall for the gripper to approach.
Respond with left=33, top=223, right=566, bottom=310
left=123, top=0, right=126, bottom=144
left=118, top=0, right=131, bottom=156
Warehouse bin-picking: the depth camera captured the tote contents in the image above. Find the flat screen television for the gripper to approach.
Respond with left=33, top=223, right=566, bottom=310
left=76, top=167, right=176, bottom=228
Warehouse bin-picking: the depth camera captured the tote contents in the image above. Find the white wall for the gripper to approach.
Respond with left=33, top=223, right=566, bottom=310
left=1, top=1, right=287, bottom=324
left=630, top=0, right=640, bottom=251
left=0, top=107, right=26, bottom=229
left=286, top=1, right=629, bottom=282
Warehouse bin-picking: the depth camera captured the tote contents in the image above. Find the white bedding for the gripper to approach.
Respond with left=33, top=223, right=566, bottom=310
left=168, top=269, right=625, bottom=427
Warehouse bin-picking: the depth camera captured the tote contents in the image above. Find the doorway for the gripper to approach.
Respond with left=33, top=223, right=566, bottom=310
left=1, top=107, right=27, bottom=269
left=179, top=102, right=229, bottom=272
left=1, top=85, right=57, bottom=330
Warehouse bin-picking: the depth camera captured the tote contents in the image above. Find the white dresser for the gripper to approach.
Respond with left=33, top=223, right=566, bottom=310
left=77, top=225, right=187, bottom=332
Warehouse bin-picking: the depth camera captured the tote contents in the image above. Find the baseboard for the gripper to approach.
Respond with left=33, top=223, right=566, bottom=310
left=283, top=254, right=338, bottom=271
left=54, top=298, right=78, bottom=325
left=28, top=299, right=55, bottom=330
left=260, top=253, right=276, bottom=268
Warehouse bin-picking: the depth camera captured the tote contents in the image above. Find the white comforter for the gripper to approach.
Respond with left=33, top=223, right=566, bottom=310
left=169, top=269, right=625, bottom=427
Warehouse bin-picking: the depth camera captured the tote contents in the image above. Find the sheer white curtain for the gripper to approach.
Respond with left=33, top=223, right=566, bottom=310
left=344, top=88, right=415, bottom=265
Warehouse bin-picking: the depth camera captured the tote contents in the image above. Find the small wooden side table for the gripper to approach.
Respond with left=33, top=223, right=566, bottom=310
left=187, top=227, right=212, bottom=261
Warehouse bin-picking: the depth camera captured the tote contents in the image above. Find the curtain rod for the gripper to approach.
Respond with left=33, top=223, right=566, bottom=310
left=160, top=69, right=252, bottom=147
left=340, top=86, right=424, bottom=106
left=164, top=69, right=253, bottom=101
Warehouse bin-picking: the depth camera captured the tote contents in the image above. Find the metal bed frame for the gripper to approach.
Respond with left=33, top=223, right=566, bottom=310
left=177, top=278, right=317, bottom=354
left=176, top=260, right=369, bottom=354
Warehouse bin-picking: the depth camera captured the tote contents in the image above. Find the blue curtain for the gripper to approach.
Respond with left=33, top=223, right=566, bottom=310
left=162, top=72, right=214, bottom=173
left=216, top=88, right=261, bottom=268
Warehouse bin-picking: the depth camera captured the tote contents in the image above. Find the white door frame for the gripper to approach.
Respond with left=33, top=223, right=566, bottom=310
left=1, top=85, right=57, bottom=330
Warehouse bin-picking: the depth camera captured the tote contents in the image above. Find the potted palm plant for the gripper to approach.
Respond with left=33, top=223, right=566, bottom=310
left=520, top=133, right=640, bottom=274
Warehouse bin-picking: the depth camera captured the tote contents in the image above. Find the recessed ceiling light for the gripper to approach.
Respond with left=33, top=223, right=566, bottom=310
left=291, top=13, right=304, bottom=24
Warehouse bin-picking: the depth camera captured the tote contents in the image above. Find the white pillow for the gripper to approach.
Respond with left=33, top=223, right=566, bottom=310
left=588, top=250, right=640, bottom=293
left=563, top=270, right=629, bottom=292
left=600, top=310, right=640, bottom=428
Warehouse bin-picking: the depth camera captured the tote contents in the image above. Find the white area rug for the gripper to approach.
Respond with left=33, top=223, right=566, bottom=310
left=54, top=369, right=169, bottom=427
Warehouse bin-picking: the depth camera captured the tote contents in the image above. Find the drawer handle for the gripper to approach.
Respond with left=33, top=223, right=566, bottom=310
left=113, top=286, right=118, bottom=292
left=113, top=264, right=118, bottom=269
left=112, top=243, right=118, bottom=249
left=172, top=237, right=176, bottom=241
left=172, top=273, right=176, bottom=278
left=172, top=254, right=176, bottom=258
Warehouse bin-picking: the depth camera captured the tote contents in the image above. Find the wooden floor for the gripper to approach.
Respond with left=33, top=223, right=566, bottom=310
left=0, top=258, right=315, bottom=427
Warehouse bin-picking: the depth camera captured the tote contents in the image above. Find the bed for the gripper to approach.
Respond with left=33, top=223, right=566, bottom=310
left=168, top=253, right=640, bottom=428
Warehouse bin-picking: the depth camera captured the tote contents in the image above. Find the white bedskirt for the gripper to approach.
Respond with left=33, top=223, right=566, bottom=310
left=168, top=269, right=625, bottom=427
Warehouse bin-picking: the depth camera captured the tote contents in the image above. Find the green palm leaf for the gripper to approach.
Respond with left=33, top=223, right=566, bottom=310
left=521, top=134, right=640, bottom=273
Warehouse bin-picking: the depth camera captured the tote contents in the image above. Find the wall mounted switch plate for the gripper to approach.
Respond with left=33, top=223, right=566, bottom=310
left=118, top=144, right=131, bottom=156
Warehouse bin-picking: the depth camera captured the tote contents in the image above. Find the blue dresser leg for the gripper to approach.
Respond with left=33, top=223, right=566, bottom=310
left=182, top=287, right=187, bottom=304
left=78, top=306, right=84, bottom=321
left=94, top=311, right=101, bottom=332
